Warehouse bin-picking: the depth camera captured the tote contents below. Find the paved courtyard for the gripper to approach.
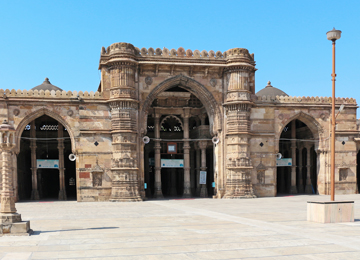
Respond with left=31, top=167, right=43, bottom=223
left=1, top=194, right=360, bottom=259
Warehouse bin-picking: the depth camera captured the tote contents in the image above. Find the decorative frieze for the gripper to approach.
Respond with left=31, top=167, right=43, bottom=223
left=110, top=88, right=136, bottom=99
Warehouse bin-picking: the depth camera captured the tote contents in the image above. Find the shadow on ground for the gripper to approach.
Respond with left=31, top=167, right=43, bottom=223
left=31, top=227, right=119, bottom=235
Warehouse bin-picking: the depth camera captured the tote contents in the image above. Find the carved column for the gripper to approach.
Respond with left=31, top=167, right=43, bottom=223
left=144, top=146, right=151, bottom=198
left=183, top=109, right=191, bottom=198
left=154, top=113, right=163, bottom=198
left=190, top=147, right=195, bottom=195
left=108, top=62, right=141, bottom=202
left=280, top=166, right=286, bottom=193
left=58, top=124, right=66, bottom=200
left=199, top=140, right=208, bottom=198
left=170, top=168, right=177, bottom=196
left=290, top=120, right=297, bottom=194
left=30, top=120, right=39, bottom=200
left=305, top=144, right=313, bottom=194
left=195, top=146, right=201, bottom=196
left=222, top=52, right=256, bottom=198
left=1, top=148, right=17, bottom=215
left=12, top=153, right=18, bottom=202
left=0, top=120, right=30, bottom=234
left=298, top=144, right=304, bottom=193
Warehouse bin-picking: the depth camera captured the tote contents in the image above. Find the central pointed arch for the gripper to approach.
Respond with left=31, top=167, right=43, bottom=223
left=141, top=75, right=222, bottom=136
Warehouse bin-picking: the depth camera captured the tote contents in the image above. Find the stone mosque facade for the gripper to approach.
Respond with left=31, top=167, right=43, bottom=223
left=0, top=42, right=359, bottom=202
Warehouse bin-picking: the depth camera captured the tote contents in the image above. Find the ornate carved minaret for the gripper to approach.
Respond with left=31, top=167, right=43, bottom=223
left=99, top=43, right=141, bottom=201
left=223, top=48, right=256, bottom=198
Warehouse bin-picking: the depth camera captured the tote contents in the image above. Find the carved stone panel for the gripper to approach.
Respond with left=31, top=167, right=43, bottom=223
left=93, top=172, right=103, bottom=187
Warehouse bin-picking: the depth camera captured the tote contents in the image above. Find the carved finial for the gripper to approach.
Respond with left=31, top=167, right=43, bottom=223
left=266, top=81, right=272, bottom=88
left=44, top=78, right=50, bottom=84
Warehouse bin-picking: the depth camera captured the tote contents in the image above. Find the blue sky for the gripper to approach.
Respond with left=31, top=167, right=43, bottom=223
left=1, top=1, right=359, bottom=108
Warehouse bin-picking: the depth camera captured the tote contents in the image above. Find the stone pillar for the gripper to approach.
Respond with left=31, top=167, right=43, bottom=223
left=139, top=142, right=146, bottom=199
left=107, top=56, right=141, bottom=201
left=222, top=51, right=256, bottom=198
left=195, top=146, right=201, bottom=196
left=290, top=120, right=298, bottom=194
left=305, top=144, right=313, bottom=194
left=0, top=120, right=30, bottom=234
left=200, top=114, right=206, bottom=126
left=12, top=153, right=18, bottom=202
left=1, top=150, right=17, bottom=214
left=170, top=168, right=177, bottom=196
left=30, top=121, right=39, bottom=200
left=199, top=140, right=208, bottom=198
left=154, top=113, right=163, bottom=198
left=183, top=109, right=191, bottom=198
left=144, top=147, right=151, bottom=198
left=298, top=144, right=304, bottom=193
left=58, top=124, right=66, bottom=200
left=190, top=148, right=195, bottom=195
left=280, top=164, right=286, bottom=193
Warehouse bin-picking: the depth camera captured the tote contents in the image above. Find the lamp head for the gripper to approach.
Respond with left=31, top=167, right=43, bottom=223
left=327, top=28, right=342, bottom=41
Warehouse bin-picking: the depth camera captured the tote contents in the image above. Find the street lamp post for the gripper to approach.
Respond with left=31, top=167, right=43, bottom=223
left=326, top=28, right=342, bottom=201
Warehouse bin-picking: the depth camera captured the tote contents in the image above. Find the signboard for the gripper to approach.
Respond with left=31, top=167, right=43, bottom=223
left=200, top=171, right=207, bottom=184
left=167, top=142, right=177, bottom=154
left=276, top=158, right=292, bottom=167
left=161, top=159, right=184, bottom=168
left=149, top=158, right=155, bottom=166
left=37, top=159, right=59, bottom=169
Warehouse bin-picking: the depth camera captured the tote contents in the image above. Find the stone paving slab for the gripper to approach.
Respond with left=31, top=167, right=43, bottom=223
left=0, top=194, right=360, bottom=259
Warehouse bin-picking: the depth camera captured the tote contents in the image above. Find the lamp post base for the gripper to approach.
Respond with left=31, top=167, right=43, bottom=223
left=307, top=201, right=354, bottom=223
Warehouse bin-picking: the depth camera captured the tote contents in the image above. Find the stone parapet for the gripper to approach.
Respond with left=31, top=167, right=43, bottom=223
left=256, top=95, right=357, bottom=105
left=0, top=89, right=102, bottom=99
left=99, top=43, right=255, bottom=68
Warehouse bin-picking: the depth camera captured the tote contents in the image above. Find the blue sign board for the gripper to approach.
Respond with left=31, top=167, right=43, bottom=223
left=276, top=158, right=292, bottom=167
left=37, top=159, right=59, bottom=169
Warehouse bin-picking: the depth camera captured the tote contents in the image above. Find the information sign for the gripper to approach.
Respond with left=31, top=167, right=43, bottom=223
left=200, top=171, right=207, bottom=184
left=37, top=159, right=59, bottom=169
left=276, top=158, right=292, bottom=167
left=149, top=158, right=155, bottom=166
left=161, top=159, right=184, bottom=168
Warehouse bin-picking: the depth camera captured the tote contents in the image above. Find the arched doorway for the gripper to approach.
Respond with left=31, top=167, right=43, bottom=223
left=17, top=115, right=76, bottom=201
left=143, top=86, right=214, bottom=199
left=277, top=119, right=317, bottom=195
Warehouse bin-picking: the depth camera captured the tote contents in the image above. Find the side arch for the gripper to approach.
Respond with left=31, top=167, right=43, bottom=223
left=15, top=108, right=76, bottom=154
left=141, top=74, right=222, bottom=136
left=275, top=111, right=323, bottom=152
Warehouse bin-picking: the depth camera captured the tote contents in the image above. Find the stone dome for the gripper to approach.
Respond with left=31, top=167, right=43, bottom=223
left=256, top=81, right=288, bottom=97
left=31, top=78, right=63, bottom=91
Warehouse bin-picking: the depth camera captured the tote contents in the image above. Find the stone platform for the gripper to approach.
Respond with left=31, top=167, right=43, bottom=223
left=0, top=194, right=359, bottom=259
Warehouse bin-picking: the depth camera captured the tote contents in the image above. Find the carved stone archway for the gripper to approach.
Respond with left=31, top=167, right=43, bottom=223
left=276, top=111, right=323, bottom=152
left=141, top=74, right=222, bottom=136
left=15, top=108, right=76, bottom=154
